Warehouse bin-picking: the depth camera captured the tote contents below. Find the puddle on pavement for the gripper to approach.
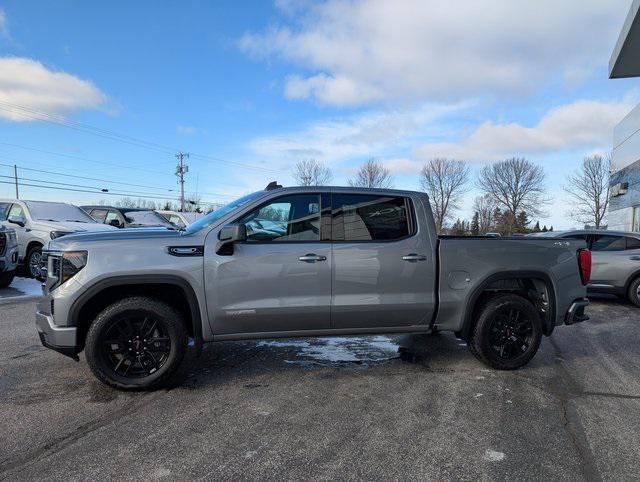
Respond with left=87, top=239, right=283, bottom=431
left=257, top=335, right=402, bottom=367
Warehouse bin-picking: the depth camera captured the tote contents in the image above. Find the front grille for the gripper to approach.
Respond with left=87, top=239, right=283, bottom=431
left=0, top=232, right=6, bottom=256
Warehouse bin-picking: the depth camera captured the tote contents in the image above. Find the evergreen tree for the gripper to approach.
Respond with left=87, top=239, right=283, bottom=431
left=549, top=226, right=554, bottom=232
left=471, top=212, right=480, bottom=235
left=542, top=225, right=548, bottom=232
left=515, top=211, right=530, bottom=233
left=533, top=221, right=541, bottom=232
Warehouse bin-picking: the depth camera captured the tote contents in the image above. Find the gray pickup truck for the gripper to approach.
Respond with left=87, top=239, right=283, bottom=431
left=36, top=185, right=591, bottom=390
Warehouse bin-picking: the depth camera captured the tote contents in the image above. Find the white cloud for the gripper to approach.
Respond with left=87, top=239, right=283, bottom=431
left=249, top=101, right=467, bottom=167
left=416, top=97, right=634, bottom=161
left=0, top=57, right=107, bottom=122
left=240, top=0, right=628, bottom=107
left=177, top=125, right=199, bottom=136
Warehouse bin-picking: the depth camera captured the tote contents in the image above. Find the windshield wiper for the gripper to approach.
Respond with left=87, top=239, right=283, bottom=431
left=66, top=219, right=88, bottom=223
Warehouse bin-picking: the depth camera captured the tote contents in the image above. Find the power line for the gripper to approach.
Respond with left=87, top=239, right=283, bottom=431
left=0, top=101, right=284, bottom=173
left=0, top=161, right=239, bottom=199
left=0, top=178, right=229, bottom=206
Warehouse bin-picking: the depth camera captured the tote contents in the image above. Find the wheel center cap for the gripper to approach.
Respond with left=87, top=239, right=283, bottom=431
left=133, top=339, right=143, bottom=351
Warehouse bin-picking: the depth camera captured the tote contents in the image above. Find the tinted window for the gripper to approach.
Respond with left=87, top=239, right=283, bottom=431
left=563, top=234, right=588, bottom=241
left=123, top=210, right=173, bottom=227
left=90, top=209, right=108, bottom=222
left=185, top=191, right=266, bottom=234
left=332, top=194, right=410, bottom=241
left=590, top=235, right=626, bottom=251
left=0, top=202, right=10, bottom=220
left=626, top=237, right=640, bottom=250
left=239, top=194, right=320, bottom=242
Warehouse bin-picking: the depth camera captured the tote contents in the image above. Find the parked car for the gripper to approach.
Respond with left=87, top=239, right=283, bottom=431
left=533, top=229, right=640, bottom=306
left=0, top=225, right=18, bottom=288
left=156, top=210, right=204, bottom=229
left=81, top=206, right=177, bottom=229
left=37, top=184, right=590, bottom=390
left=0, top=199, right=116, bottom=279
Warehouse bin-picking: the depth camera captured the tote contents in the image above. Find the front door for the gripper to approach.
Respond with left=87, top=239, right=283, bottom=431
left=205, top=193, right=332, bottom=335
left=330, top=193, right=436, bottom=329
left=589, top=234, right=627, bottom=286
left=7, top=203, right=28, bottom=260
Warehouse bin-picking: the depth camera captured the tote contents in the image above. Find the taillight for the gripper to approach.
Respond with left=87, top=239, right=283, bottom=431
left=578, top=249, right=591, bottom=286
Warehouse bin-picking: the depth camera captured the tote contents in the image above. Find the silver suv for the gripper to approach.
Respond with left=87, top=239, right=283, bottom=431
left=0, top=200, right=116, bottom=278
left=538, top=230, right=640, bottom=306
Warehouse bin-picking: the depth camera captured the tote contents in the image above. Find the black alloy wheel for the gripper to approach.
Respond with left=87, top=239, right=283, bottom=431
left=487, top=307, right=535, bottom=360
left=101, top=316, right=172, bottom=378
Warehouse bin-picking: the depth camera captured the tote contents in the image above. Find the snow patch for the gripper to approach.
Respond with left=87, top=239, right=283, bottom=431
left=0, top=276, right=42, bottom=302
left=483, top=449, right=505, bottom=462
left=258, top=336, right=400, bottom=364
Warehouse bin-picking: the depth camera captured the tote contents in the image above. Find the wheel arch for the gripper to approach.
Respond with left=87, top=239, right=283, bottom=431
left=458, top=271, right=557, bottom=341
left=69, top=275, right=203, bottom=355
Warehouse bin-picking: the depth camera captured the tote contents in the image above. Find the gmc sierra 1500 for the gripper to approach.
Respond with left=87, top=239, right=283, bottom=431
left=36, top=184, right=590, bottom=390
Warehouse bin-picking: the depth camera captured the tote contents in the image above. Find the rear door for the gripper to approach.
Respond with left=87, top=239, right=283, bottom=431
left=330, top=193, right=435, bottom=329
left=206, top=192, right=332, bottom=335
left=588, top=234, right=627, bottom=288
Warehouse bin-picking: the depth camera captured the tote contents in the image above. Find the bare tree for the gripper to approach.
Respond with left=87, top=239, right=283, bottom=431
left=477, top=157, right=547, bottom=233
left=564, top=154, right=611, bottom=229
left=293, top=159, right=333, bottom=186
left=473, top=194, right=498, bottom=234
left=348, top=159, right=393, bottom=188
left=419, top=158, right=470, bottom=232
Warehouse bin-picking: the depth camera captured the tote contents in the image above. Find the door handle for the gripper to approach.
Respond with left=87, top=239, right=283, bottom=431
left=298, top=253, right=327, bottom=262
left=402, top=253, right=427, bottom=261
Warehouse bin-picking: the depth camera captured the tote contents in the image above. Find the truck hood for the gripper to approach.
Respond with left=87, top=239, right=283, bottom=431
left=48, top=227, right=182, bottom=249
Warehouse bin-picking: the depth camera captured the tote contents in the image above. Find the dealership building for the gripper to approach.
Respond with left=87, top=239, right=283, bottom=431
left=609, top=0, right=640, bottom=231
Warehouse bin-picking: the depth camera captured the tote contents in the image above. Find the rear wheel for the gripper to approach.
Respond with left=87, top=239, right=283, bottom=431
left=85, top=297, right=188, bottom=390
left=628, top=277, right=640, bottom=308
left=0, top=270, right=15, bottom=288
left=469, top=293, right=542, bottom=370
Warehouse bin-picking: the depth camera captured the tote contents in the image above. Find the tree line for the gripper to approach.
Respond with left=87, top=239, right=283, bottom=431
left=291, top=154, right=611, bottom=235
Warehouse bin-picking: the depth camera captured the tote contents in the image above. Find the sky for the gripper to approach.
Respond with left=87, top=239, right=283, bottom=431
left=0, top=0, right=637, bottom=229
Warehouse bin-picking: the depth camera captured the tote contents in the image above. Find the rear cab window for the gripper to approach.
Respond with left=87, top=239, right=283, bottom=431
left=332, top=193, right=411, bottom=241
left=590, top=235, right=626, bottom=251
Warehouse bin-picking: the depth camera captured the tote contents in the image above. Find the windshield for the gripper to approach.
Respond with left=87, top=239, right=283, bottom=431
left=24, top=201, right=96, bottom=223
left=185, top=191, right=266, bottom=234
left=124, top=210, right=175, bottom=227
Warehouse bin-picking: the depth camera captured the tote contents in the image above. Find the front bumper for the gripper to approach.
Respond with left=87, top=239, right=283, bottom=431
left=36, top=310, right=79, bottom=360
left=565, top=298, right=589, bottom=325
left=0, top=247, right=19, bottom=272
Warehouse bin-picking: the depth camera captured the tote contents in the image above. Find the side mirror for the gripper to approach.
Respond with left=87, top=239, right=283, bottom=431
left=216, top=224, right=247, bottom=255
left=109, top=219, right=122, bottom=228
left=8, top=215, right=25, bottom=227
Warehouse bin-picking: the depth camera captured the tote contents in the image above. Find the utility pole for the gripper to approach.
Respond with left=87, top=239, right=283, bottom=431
left=13, top=164, right=19, bottom=199
left=175, top=152, right=189, bottom=212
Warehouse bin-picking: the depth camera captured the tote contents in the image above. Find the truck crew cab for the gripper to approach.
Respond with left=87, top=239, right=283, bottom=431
left=36, top=184, right=591, bottom=390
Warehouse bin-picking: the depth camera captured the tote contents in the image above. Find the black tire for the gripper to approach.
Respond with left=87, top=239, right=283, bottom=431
left=85, top=297, right=188, bottom=390
left=468, top=293, right=542, bottom=370
left=26, top=245, right=43, bottom=279
left=0, top=270, right=15, bottom=288
left=628, top=277, right=640, bottom=308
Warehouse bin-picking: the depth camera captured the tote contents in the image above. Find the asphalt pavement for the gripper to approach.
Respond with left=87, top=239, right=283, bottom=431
left=0, top=297, right=639, bottom=480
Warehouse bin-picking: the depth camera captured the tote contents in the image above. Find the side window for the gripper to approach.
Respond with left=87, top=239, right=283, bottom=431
left=169, top=215, right=186, bottom=228
left=332, top=194, right=410, bottom=241
left=8, top=204, right=25, bottom=220
left=238, top=194, right=321, bottom=242
left=90, top=209, right=108, bottom=222
left=625, top=237, right=640, bottom=250
left=105, top=211, right=122, bottom=226
left=590, top=235, right=626, bottom=252
left=563, top=234, right=588, bottom=241
left=0, top=202, right=10, bottom=220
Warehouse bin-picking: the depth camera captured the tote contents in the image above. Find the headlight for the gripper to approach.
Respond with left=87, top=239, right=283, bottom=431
left=50, top=231, right=73, bottom=239
left=50, top=251, right=87, bottom=286
left=7, top=231, right=16, bottom=246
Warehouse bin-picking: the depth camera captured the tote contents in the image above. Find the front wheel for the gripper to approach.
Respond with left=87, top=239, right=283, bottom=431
left=26, top=245, right=43, bottom=279
left=85, top=297, right=188, bottom=390
left=468, top=293, right=542, bottom=370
